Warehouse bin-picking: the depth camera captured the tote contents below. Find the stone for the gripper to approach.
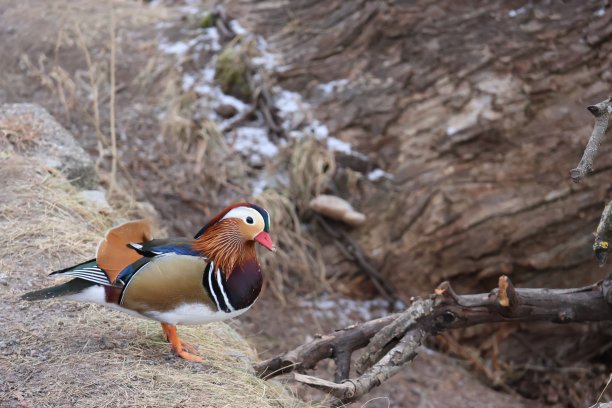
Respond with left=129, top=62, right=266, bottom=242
left=215, top=103, right=239, bottom=118
left=79, top=189, right=111, bottom=213
left=309, top=194, right=367, bottom=227
left=0, top=103, right=96, bottom=188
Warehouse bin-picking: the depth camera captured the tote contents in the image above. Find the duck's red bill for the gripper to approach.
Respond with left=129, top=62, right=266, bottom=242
left=254, top=231, right=275, bottom=252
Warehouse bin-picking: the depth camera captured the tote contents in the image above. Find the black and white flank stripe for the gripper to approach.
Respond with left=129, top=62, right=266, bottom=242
left=52, top=264, right=110, bottom=285
left=203, top=261, right=235, bottom=313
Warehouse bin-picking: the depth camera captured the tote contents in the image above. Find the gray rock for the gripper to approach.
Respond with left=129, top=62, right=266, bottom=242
left=0, top=103, right=96, bottom=188
left=215, top=103, right=238, bottom=118
left=79, top=189, right=111, bottom=212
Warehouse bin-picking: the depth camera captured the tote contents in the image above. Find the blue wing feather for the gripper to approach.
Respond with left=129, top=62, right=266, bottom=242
left=127, top=238, right=201, bottom=257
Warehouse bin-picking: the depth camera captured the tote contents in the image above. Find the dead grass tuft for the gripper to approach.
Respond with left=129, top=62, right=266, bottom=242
left=0, top=114, right=43, bottom=152
left=252, top=137, right=336, bottom=301
left=287, top=137, right=336, bottom=214
left=256, top=189, right=329, bottom=304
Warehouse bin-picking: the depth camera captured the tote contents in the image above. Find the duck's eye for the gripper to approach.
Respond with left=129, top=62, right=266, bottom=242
left=246, top=216, right=254, bottom=224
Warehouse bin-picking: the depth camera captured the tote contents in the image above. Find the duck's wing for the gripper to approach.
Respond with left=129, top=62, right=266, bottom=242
left=127, top=238, right=201, bottom=258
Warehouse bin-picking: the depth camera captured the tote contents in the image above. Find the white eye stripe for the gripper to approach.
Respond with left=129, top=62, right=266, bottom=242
left=222, top=207, right=264, bottom=225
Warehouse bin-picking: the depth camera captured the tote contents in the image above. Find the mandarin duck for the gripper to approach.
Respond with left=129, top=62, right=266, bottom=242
left=22, top=202, right=274, bottom=362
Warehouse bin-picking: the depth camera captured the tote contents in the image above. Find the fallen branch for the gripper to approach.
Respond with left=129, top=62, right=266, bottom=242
left=255, top=275, right=612, bottom=404
left=294, top=327, right=426, bottom=401
left=254, top=313, right=399, bottom=379
left=570, top=95, right=612, bottom=183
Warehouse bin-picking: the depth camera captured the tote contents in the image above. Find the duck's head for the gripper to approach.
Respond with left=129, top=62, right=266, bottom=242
left=193, top=203, right=274, bottom=273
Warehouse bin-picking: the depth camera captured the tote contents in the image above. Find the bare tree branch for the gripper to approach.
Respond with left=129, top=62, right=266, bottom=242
left=354, top=298, right=430, bottom=374
left=255, top=276, right=612, bottom=403
left=570, top=95, right=612, bottom=183
left=254, top=313, right=399, bottom=379
left=295, top=327, right=427, bottom=402
left=594, top=200, right=612, bottom=266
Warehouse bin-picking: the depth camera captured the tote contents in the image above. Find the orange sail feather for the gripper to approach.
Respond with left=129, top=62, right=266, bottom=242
left=96, top=219, right=153, bottom=282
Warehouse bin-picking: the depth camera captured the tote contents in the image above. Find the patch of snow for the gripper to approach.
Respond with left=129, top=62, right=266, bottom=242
left=288, top=130, right=305, bottom=139
left=367, top=169, right=394, bottom=181
left=275, top=89, right=304, bottom=114
left=252, top=178, right=268, bottom=196
left=182, top=73, right=196, bottom=90
left=306, top=121, right=329, bottom=139
left=219, top=94, right=249, bottom=113
left=251, top=37, right=278, bottom=70
left=595, top=7, right=606, bottom=17
left=233, top=127, right=278, bottom=166
left=317, top=79, right=349, bottom=96
left=275, top=89, right=309, bottom=131
left=159, top=39, right=194, bottom=56
left=154, top=21, right=173, bottom=29
left=299, top=296, right=391, bottom=327
left=178, top=0, right=201, bottom=15
left=229, top=20, right=248, bottom=35
left=200, top=27, right=221, bottom=51
left=446, top=126, right=459, bottom=136
left=202, top=66, right=215, bottom=82
left=194, top=82, right=214, bottom=96
left=508, top=6, right=526, bottom=18
left=326, top=137, right=352, bottom=154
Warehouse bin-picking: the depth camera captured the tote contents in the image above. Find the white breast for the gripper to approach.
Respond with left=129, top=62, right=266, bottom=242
left=145, top=303, right=253, bottom=325
left=63, top=284, right=254, bottom=325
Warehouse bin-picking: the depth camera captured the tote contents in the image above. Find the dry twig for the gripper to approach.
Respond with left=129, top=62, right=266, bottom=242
left=107, top=5, right=118, bottom=197
left=570, top=96, right=612, bottom=183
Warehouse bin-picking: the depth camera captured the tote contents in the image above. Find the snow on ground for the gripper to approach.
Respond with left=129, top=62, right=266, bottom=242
left=251, top=36, right=279, bottom=70
left=508, top=6, right=527, bottom=18
left=154, top=2, right=372, bottom=191
left=299, top=296, right=405, bottom=329
left=368, top=168, right=394, bottom=181
left=232, top=127, right=279, bottom=166
left=158, top=37, right=198, bottom=56
left=317, top=79, right=349, bottom=96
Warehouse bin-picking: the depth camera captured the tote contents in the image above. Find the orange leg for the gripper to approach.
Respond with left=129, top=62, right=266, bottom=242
left=160, top=323, right=202, bottom=362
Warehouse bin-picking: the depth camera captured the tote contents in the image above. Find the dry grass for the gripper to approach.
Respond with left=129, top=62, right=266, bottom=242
left=0, top=114, right=43, bottom=152
left=248, top=137, right=337, bottom=302
left=287, top=137, right=336, bottom=214
left=256, top=189, right=328, bottom=304
left=0, top=152, right=310, bottom=408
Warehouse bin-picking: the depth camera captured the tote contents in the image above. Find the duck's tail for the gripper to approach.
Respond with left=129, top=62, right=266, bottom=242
left=22, top=278, right=98, bottom=301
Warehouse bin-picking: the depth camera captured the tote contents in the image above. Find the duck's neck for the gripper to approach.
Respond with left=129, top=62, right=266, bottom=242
left=192, top=222, right=258, bottom=278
